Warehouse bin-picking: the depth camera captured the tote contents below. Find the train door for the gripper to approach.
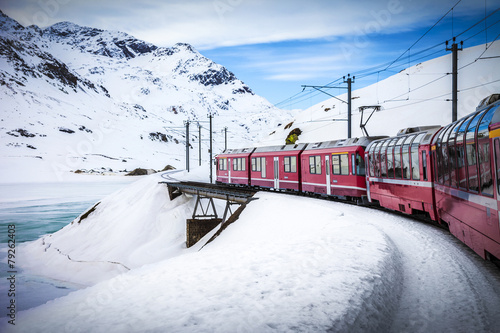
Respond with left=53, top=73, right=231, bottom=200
left=273, top=156, right=279, bottom=189
left=228, top=158, right=232, bottom=183
left=325, top=155, right=331, bottom=195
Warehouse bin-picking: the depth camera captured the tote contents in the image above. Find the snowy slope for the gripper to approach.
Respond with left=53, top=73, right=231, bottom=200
left=0, top=10, right=293, bottom=183
left=7, top=170, right=500, bottom=332
left=259, top=42, right=500, bottom=146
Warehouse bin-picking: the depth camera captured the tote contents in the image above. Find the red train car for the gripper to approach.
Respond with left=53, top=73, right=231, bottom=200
left=215, top=147, right=255, bottom=186
left=365, top=126, right=441, bottom=220
left=301, top=137, right=384, bottom=201
left=431, top=94, right=500, bottom=261
left=249, top=143, right=307, bottom=191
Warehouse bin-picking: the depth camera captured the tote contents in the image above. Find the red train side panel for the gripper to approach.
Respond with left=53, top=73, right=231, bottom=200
left=215, top=148, right=255, bottom=186
left=431, top=95, right=500, bottom=260
left=365, top=126, right=441, bottom=220
left=249, top=144, right=307, bottom=191
left=301, top=137, right=384, bottom=200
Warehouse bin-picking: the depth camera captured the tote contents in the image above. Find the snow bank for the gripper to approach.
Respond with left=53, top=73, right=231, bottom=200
left=11, top=190, right=402, bottom=332
left=17, top=167, right=209, bottom=285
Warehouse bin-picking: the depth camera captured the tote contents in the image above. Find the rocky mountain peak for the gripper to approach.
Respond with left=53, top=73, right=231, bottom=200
left=0, top=9, right=25, bottom=34
left=40, top=21, right=158, bottom=59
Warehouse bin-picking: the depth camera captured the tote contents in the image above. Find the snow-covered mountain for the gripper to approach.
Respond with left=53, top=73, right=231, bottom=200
left=0, top=10, right=293, bottom=182
left=258, top=42, right=500, bottom=146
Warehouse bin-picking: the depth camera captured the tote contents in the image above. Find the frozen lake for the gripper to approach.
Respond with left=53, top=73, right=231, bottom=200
left=0, top=177, right=138, bottom=313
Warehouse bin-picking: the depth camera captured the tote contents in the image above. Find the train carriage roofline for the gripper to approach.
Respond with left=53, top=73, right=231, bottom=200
left=252, top=143, right=308, bottom=153
left=305, top=136, right=388, bottom=151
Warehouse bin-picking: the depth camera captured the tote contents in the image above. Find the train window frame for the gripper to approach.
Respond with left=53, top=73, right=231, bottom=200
left=410, top=133, right=426, bottom=180
left=252, top=157, right=265, bottom=174
left=465, top=112, right=484, bottom=193
left=441, top=124, right=455, bottom=186
left=447, top=120, right=464, bottom=188
left=422, top=150, right=428, bottom=181
left=402, top=135, right=416, bottom=180
left=356, top=152, right=366, bottom=176
left=332, top=153, right=349, bottom=175
left=456, top=114, right=475, bottom=190
left=219, top=158, right=227, bottom=171
left=380, top=140, right=390, bottom=177
left=477, top=106, right=497, bottom=197
left=251, top=157, right=259, bottom=172
left=394, top=136, right=406, bottom=179
left=387, top=138, right=397, bottom=179
left=232, top=157, right=246, bottom=171
left=309, top=155, right=322, bottom=175
left=369, top=142, right=379, bottom=177
left=284, top=156, right=297, bottom=173
left=495, top=138, right=500, bottom=196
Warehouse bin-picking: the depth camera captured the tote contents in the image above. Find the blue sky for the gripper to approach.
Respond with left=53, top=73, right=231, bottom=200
left=2, top=0, right=500, bottom=109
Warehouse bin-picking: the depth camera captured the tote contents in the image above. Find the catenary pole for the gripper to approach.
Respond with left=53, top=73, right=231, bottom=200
left=446, top=38, right=463, bottom=122
left=185, top=120, right=190, bottom=172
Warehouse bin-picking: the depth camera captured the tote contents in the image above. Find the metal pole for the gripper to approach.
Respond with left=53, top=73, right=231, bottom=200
left=343, top=74, right=354, bottom=138
left=185, top=120, right=190, bottom=172
left=224, top=127, right=227, bottom=151
left=198, top=123, right=202, bottom=166
left=209, top=114, right=213, bottom=183
left=446, top=38, right=463, bottom=122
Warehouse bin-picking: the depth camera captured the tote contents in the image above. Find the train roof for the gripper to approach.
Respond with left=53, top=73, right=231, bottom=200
left=253, top=143, right=308, bottom=153
left=219, top=147, right=255, bottom=155
left=366, top=126, right=442, bottom=152
left=305, top=136, right=387, bottom=151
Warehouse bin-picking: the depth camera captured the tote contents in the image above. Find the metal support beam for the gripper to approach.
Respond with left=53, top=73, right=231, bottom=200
left=192, top=195, right=218, bottom=219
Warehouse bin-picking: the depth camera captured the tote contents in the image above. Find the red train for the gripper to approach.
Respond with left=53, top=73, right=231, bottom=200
left=216, top=137, right=384, bottom=202
left=215, top=94, right=500, bottom=263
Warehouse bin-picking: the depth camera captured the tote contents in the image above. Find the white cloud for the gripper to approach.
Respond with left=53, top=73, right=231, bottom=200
left=3, top=0, right=490, bottom=50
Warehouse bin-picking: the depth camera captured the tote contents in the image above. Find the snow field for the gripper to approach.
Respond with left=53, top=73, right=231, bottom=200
left=10, top=172, right=402, bottom=332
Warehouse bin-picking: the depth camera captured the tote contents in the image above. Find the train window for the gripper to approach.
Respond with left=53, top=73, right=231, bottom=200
left=495, top=139, right=500, bottom=196
left=219, top=158, right=226, bottom=171
left=355, top=153, right=366, bottom=176
left=402, top=135, right=415, bottom=179
left=477, top=105, right=497, bottom=139
left=252, top=157, right=265, bottom=175
left=251, top=157, right=259, bottom=172
left=387, top=138, right=397, bottom=178
left=422, top=151, right=427, bottom=181
left=447, top=121, right=463, bottom=188
left=332, top=153, right=349, bottom=175
left=233, top=158, right=246, bottom=171
left=466, top=112, right=483, bottom=192
left=375, top=143, right=383, bottom=177
left=410, top=133, right=425, bottom=180
left=441, top=124, right=454, bottom=186
left=261, top=158, right=266, bottom=178
left=394, top=137, right=405, bottom=179
left=456, top=114, right=475, bottom=189
left=309, top=156, right=322, bottom=175
left=380, top=140, right=389, bottom=177
left=479, top=142, right=493, bottom=196
left=369, top=142, right=379, bottom=177
left=411, top=146, right=420, bottom=180
left=477, top=107, right=496, bottom=197
left=352, top=154, right=356, bottom=175
left=233, top=158, right=245, bottom=171
left=284, top=156, right=297, bottom=173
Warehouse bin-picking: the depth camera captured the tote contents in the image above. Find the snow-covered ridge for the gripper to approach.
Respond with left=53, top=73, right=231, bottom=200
left=0, top=10, right=294, bottom=183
